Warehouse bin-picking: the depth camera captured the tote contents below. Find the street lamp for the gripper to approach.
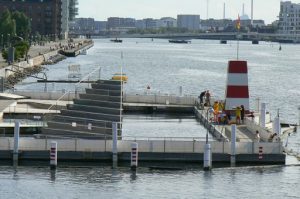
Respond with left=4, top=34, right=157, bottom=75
left=206, top=107, right=214, bottom=144
left=7, top=33, right=10, bottom=47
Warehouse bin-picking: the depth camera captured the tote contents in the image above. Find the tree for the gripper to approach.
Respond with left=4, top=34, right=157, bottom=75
left=12, top=11, right=31, bottom=40
left=0, top=9, right=16, bottom=44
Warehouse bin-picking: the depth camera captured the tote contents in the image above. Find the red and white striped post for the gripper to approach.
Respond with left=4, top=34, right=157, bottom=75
left=50, top=141, right=58, bottom=169
left=225, top=61, right=250, bottom=113
left=258, top=146, right=263, bottom=160
left=131, top=142, right=138, bottom=170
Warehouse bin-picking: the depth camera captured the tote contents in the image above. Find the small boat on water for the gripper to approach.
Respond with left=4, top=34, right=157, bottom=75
left=220, top=40, right=227, bottom=44
left=111, top=73, right=128, bottom=82
left=111, top=38, right=123, bottom=43
left=169, top=40, right=191, bottom=44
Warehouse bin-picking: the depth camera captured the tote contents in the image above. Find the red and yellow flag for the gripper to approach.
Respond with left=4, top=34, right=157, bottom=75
left=236, top=15, right=241, bottom=30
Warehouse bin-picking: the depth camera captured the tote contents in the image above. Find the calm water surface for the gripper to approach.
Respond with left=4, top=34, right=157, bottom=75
left=8, top=39, right=300, bottom=198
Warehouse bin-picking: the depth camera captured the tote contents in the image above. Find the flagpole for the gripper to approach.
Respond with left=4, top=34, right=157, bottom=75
left=236, top=15, right=241, bottom=60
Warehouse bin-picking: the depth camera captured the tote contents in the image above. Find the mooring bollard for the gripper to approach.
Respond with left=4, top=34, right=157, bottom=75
left=50, top=141, right=58, bottom=170
left=131, top=142, right=138, bottom=170
left=260, top=103, right=266, bottom=128
left=203, top=143, right=212, bottom=171
left=13, top=121, right=20, bottom=166
left=230, top=124, right=236, bottom=166
left=112, top=122, right=118, bottom=168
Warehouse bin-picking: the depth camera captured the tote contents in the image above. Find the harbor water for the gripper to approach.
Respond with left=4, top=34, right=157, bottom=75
left=4, top=39, right=299, bottom=198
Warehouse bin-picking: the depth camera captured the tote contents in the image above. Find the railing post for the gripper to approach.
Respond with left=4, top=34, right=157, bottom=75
left=230, top=124, right=236, bottom=166
left=13, top=121, right=20, bottom=166
left=112, top=122, right=118, bottom=168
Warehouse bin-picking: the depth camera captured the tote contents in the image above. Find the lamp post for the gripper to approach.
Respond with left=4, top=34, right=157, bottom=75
left=204, top=107, right=214, bottom=171
left=7, top=33, right=10, bottom=47
left=206, top=107, right=214, bottom=144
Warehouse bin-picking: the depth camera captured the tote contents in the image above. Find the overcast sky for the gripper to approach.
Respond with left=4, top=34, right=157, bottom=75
left=78, top=0, right=300, bottom=24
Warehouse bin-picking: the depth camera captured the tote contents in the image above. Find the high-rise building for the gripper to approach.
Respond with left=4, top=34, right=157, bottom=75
left=0, top=0, right=78, bottom=38
left=278, top=1, right=300, bottom=35
left=177, top=15, right=200, bottom=30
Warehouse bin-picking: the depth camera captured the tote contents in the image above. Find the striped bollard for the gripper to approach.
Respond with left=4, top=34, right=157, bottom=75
left=224, top=60, right=250, bottom=113
left=50, top=141, right=58, bottom=170
left=131, top=142, right=138, bottom=170
left=258, top=146, right=263, bottom=160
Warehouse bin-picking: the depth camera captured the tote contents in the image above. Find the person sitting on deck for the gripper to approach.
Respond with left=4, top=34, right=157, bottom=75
left=213, top=101, right=219, bottom=123
left=240, top=105, right=245, bottom=124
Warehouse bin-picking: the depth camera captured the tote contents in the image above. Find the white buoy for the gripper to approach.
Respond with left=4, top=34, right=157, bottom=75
left=50, top=141, right=58, bottom=169
left=260, top=103, right=266, bottom=128
left=112, top=122, right=118, bottom=168
left=203, top=143, right=212, bottom=170
left=231, top=124, right=236, bottom=166
left=131, top=142, right=138, bottom=170
left=13, top=121, right=20, bottom=165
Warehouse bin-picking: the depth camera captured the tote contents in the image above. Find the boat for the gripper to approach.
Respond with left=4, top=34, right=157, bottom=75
left=111, top=73, right=128, bottom=82
left=220, top=40, right=227, bottom=44
left=252, top=40, right=259, bottom=45
left=169, top=40, right=191, bottom=44
left=81, top=49, right=87, bottom=55
left=111, top=38, right=123, bottom=43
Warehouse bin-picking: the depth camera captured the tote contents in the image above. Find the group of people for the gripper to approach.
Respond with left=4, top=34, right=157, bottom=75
left=199, top=90, right=211, bottom=106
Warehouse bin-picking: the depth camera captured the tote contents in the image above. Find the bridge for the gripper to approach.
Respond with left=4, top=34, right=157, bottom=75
left=71, top=32, right=300, bottom=43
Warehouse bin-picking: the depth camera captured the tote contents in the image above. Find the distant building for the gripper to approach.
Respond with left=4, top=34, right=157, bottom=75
left=143, top=18, right=159, bottom=29
left=136, top=20, right=146, bottom=29
left=0, top=0, right=78, bottom=38
left=70, top=18, right=95, bottom=34
left=107, top=17, right=136, bottom=31
left=201, top=19, right=232, bottom=32
left=278, top=1, right=300, bottom=34
left=177, top=15, right=200, bottom=30
left=94, top=21, right=107, bottom=33
left=159, top=17, right=177, bottom=28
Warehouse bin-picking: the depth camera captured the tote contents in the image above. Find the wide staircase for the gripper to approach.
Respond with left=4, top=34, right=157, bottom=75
left=41, top=80, right=123, bottom=138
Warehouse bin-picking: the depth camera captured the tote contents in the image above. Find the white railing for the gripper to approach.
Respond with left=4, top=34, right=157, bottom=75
left=0, top=137, right=282, bottom=154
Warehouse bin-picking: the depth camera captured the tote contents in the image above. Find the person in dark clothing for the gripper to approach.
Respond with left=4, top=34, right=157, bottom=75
left=241, top=105, right=245, bottom=123
left=199, top=91, right=206, bottom=104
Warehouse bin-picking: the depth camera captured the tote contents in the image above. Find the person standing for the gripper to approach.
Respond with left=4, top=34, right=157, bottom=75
left=235, top=106, right=241, bottom=124
left=241, top=105, right=245, bottom=124
left=199, top=91, right=206, bottom=104
left=205, top=90, right=211, bottom=106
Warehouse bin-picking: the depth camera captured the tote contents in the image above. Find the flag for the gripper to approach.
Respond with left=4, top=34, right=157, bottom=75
left=236, top=15, right=241, bottom=31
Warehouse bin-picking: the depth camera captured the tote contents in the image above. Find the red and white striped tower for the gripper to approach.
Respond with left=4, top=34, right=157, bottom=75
left=225, top=60, right=250, bottom=112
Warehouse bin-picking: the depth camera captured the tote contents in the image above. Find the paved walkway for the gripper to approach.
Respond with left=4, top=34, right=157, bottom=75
left=0, top=39, right=86, bottom=68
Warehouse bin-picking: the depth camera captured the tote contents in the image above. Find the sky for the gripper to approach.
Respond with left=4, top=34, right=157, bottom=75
left=78, top=0, right=300, bottom=24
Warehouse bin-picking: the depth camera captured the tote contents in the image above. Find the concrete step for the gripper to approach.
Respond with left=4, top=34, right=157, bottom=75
left=73, top=99, right=121, bottom=109
left=52, top=115, right=121, bottom=129
left=61, top=109, right=121, bottom=122
left=67, top=104, right=121, bottom=115
left=47, top=121, right=112, bottom=134
left=41, top=127, right=113, bottom=139
left=85, top=88, right=121, bottom=96
left=79, top=93, right=121, bottom=102
left=91, top=83, right=121, bottom=91
left=96, top=79, right=122, bottom=85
